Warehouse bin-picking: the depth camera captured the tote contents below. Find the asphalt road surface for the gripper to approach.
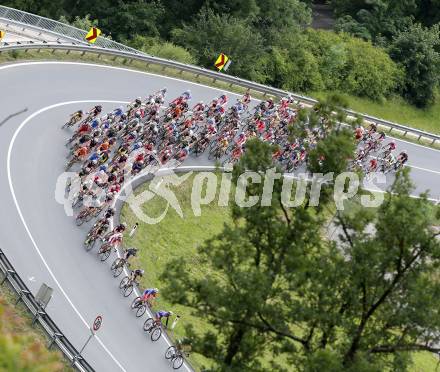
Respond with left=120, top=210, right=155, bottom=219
left=1, top=61, right=440, bottom=372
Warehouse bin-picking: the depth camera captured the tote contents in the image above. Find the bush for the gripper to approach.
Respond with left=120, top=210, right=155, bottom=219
left=304, top=30, right=403, bottom=100
left=127, top=35, right=195, bottom=64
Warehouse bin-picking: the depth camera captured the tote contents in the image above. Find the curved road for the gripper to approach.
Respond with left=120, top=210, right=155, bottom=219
left=1, top=61, right=440, bottom=372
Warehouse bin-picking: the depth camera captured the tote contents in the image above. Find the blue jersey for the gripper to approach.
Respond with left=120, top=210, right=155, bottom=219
left=156, top=310, right=171, bottom=319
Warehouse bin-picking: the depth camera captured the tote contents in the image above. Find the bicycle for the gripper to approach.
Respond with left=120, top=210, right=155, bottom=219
left=165, top=342, right=190, bottom=370
left=75, top=207, right=97, bottom=226
left=110, top=257, right=129, bottom=277
left=143, top=318, right=163, bottom=341
left=83, top=229, right=102, bottom=251
left=131, top=296, right=148, bottom=317
left=119, top=275, right=137, bottom=297
left=97, top=241, right=113, bottom=261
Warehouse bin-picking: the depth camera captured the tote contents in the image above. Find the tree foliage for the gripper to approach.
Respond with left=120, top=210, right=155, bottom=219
left=162, top=140, right=440, bottom=371
left=389, top=23, right=440, bottom=107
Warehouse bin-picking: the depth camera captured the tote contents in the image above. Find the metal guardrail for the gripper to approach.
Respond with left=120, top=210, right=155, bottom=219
left=0, top=248, right=94, bottom=372
left=0, top=40, right=439, bottom=146
left=0, top=5, right=144, bottom=55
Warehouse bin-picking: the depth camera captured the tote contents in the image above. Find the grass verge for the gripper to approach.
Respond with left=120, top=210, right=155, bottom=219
left=311, top=90, right=440, bottom=135
left=0, top=280, right=74, bottom=371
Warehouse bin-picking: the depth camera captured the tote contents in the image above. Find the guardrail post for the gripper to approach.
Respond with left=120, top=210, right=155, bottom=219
left=432, top=139, right=437, bottom=146
left=48, top=332, right=64, bottom=349
left=417, top=135, right=422, bottom=141
left=51, top=48, right=56, bottom=54
left=0, top=268, right=15, bottom=285
left=15, top=288, right=31, bottom=305
left=32, top=306, right=46, bottom=325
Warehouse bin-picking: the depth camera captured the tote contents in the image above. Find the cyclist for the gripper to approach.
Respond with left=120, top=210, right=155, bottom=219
left=141, top=288, right=159, bottom=304
left=107, top=231, right=123, bottom=248
left=355, top=127, right=364, bottom=141
left=367, top=158, right=378, bottom=173
left=129, top=268, right=144, bottom=283
left=122, top=247, right=138, bottom=261
left=87, top=105, right=102, bottom=119
left=65, top=110, right=83, bottom=127
left=395, top=151, right=408, bottom=169
left=155, top=310, right=173, bottom=326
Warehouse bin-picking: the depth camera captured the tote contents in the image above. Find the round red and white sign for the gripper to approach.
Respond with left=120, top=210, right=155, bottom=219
left=93, top=315, right=103, bottom=331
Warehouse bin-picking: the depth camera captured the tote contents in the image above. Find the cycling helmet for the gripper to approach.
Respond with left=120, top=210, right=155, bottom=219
left=79, top=110, right=83, bottom=114
left=154, top=288, right=159, bottom=293
left=140, top=269, right=145, bottom=275
left=168, top=311, right=173, bottom=315
left=96, top=105, right=102, bottom=112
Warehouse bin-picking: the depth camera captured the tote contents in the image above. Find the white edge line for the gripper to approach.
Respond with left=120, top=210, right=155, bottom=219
left=7, top=100, right=129, bottom=372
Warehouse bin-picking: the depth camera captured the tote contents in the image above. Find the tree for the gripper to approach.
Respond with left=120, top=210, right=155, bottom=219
left=389, top=23, right=440, bottom=107
left=171, top=7, right=266, bottom=81
left=254, top=0, right=311, bottom=31
left=303, top=30, right=402, bottom=100
left=330, top=0, right=417, bottom=41
left=161, top=139, right=324, bottom=371
left=162, top=151, right=440, bottom=371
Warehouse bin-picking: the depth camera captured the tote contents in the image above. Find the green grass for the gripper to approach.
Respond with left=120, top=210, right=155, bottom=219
left=121, top=173, right=440, bottom=372
left=0, top=280, right=74, bottom=371
left=120, top=172, right=231, bottom=370
left=311, top=90, right=440, bottom=135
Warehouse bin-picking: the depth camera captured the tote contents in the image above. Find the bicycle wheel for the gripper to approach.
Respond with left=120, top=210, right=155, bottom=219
left=151, top=327, right=162, bottom=341
left=119, top=276, right=130, bottom=289
left=72, top=195, right=82, bottom=209
left=123, top=284, right=134, bottom=297
left=85, top=211, right=95, bottom=222
left=113, top=262, right=124, bottom=278
left=98, top=244, right=111, bottom=261
left=172, top=355, right=184, bottom=369
left=165, top=346, right=176, bottom=360
left=84, top=236, right=96, bottom=251
left=111, top=258, right=121, bottom=272
left=75, top=214, right=85, bottom=226
left=143, top=318, right=154, bottom=332
left=131, top=297, right=141, bottom=309
left=136, top=305, right=146, bottom=317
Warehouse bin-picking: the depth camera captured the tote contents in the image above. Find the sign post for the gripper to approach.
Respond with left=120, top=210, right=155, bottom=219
left=73, top=316, right=102, bottom=364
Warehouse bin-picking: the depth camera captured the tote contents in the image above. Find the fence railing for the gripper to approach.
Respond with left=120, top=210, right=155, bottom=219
left=1, top=39, right=439, bottom=146
left=0, top=247, right=94, bottom=372
left=0, top=5, right=144, bottom=55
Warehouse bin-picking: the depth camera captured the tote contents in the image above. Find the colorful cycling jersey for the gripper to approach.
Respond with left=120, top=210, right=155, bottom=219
left=143, top=288, right=158, bottom=297
left=156, top=310, right=171, bottom=319
left=108, top=232, right=123, bottom=245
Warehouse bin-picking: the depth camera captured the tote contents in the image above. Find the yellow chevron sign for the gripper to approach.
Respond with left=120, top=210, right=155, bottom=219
left=214, top=53, right=229, bottom=71
left=85, top=27, right=101, bottom=44
left=0, top=31, right=5, bottom=41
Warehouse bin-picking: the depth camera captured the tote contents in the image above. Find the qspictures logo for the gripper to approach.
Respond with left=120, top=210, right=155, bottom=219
left=55, top=161, right=386, bottom=225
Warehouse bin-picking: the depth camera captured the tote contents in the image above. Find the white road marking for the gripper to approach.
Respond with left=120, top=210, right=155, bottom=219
left=6, top=100, right=130, bottom=372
